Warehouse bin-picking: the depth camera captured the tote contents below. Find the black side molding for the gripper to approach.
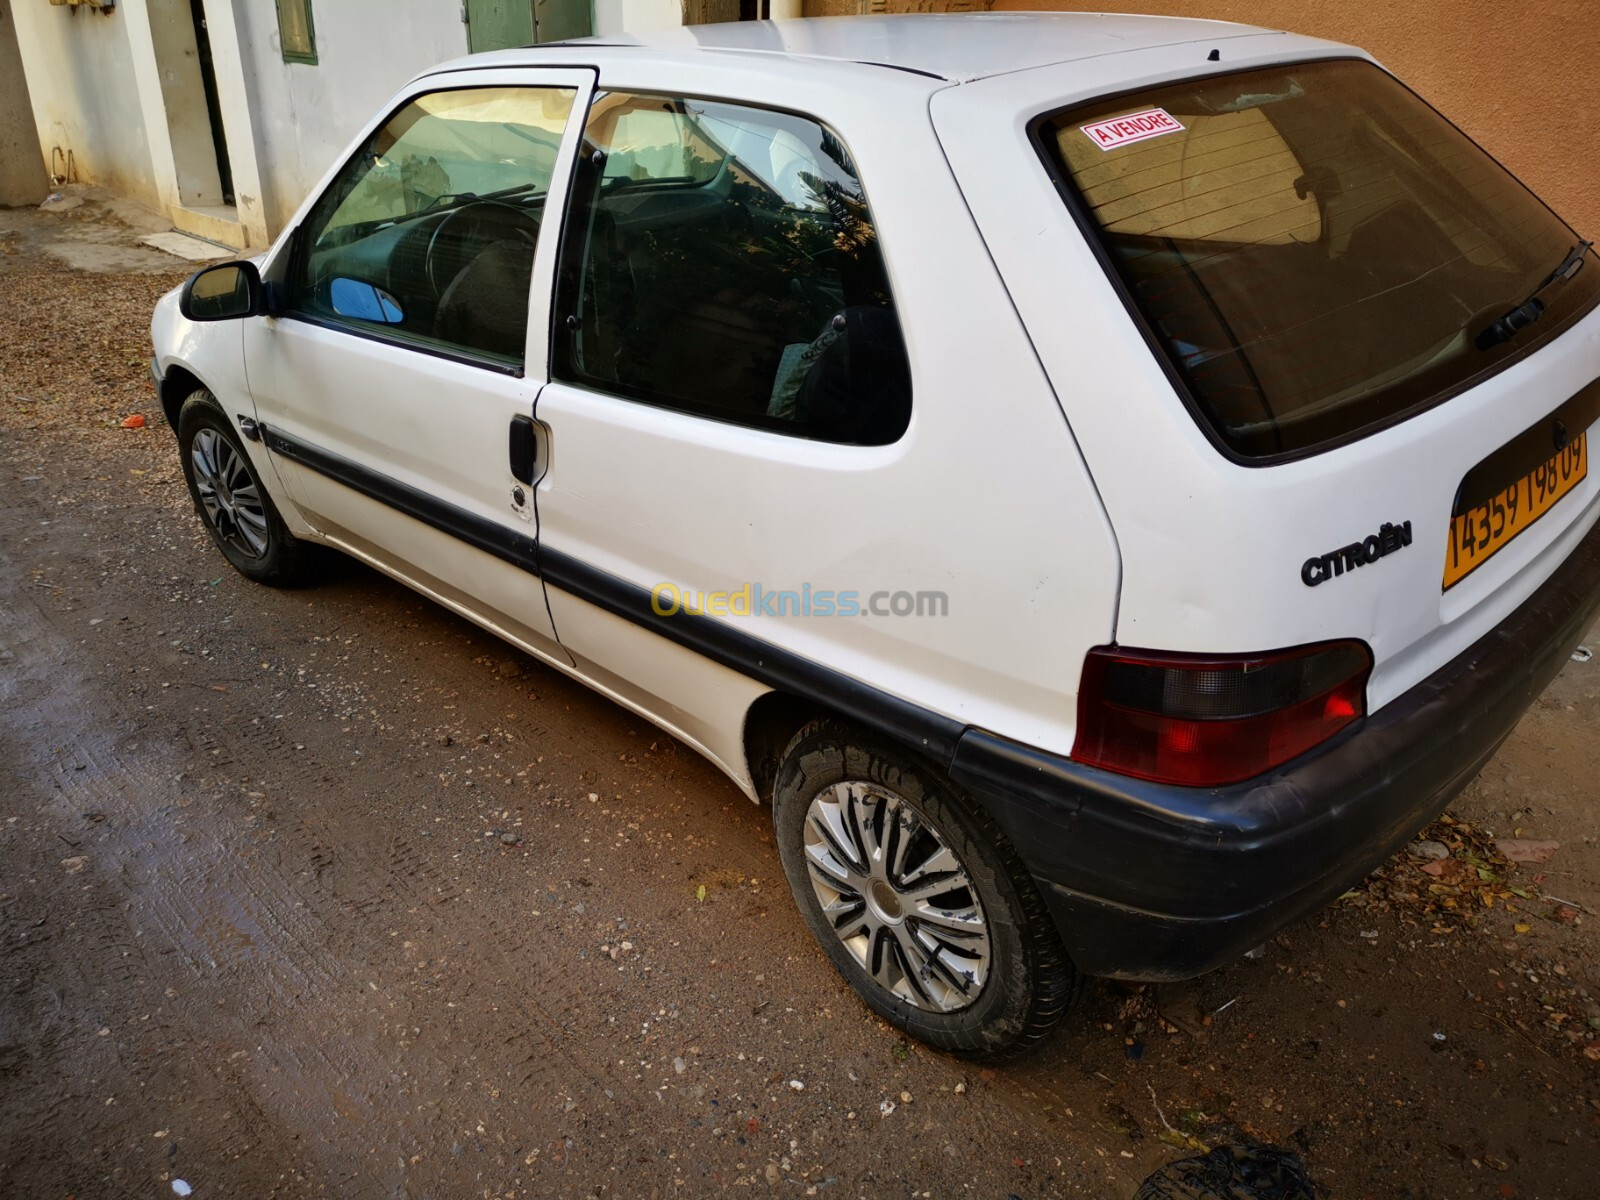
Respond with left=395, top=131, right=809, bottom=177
left=263, top=426, right=540, bottom=573
left=261, top=425, right=967, bottom=765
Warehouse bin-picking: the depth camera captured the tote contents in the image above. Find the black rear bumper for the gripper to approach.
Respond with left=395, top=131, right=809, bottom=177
left=949, top=508, right=1600, bottom=981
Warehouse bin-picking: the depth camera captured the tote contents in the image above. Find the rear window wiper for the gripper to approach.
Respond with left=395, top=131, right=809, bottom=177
left=1476, top=239, right=1593, bottom=350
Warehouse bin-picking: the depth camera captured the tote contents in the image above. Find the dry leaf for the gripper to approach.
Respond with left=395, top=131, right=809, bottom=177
left=1495, top=838, right=1559, bottom=864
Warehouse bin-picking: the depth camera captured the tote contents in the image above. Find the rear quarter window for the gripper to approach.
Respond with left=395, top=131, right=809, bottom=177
left=1038, top=60, right=1600, bottom=461
left=553, top=94, right=912, bottom=446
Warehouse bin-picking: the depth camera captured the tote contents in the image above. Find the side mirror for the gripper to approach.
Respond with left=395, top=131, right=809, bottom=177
left=329, top=277, right=405, bottom=324
left=180, top=261, right=264, bottom=322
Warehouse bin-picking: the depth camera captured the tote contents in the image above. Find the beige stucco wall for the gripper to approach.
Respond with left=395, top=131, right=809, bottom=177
left=8, top=1, right=468, bottom=243
left=976, top=1, right=1597, bottom=236
left=9, top=0, right=158, bottom=208
left=806, top=1, right=992, bottom=12
left=803, top=2, right=1596, bottom=232
left=0, top=1, right=47, bottom=205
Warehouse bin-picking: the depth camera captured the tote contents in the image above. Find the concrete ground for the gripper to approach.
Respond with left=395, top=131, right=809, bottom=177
left=1, top=199, right=1596, bottom=1199
left=0, top=185, right=229, bottom=274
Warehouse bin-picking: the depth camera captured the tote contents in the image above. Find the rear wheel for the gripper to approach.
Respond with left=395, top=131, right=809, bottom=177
left=772, top=718, right=1079, bottom=1059
left=178, top=391, right=314, bottom=587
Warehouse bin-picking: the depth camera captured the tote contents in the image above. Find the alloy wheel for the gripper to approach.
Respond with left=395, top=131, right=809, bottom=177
left=190, top=428, right=269, bottom=560
left=801, top=780, right=991, bottom=1012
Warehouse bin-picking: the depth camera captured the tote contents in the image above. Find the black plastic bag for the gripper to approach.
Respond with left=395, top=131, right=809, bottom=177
left=1135, top=1141, right=1316, bottom=1200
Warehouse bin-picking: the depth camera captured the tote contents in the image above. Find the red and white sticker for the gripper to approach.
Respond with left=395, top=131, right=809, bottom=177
left=1080, top=108, right=1185, bottom=152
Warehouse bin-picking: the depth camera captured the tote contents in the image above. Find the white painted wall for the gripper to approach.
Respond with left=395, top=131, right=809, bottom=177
left=10, top=0, right=158, bottom=206
left=9, top=0, right=717, bottom=240
left=594, top=0, right=683, bottom=36
left=230, top=1, right=468, bottom=234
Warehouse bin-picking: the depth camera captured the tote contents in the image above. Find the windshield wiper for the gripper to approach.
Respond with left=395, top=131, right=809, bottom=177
left=1477, top=240, right=1593, bottom=350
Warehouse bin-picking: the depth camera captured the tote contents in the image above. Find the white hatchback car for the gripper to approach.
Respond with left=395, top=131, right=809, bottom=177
left=152, top=14, right=1600, bottom=1058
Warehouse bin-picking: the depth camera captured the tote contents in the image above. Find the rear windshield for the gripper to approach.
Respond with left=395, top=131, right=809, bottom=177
left=1038, top=59, right=1600, bottom=460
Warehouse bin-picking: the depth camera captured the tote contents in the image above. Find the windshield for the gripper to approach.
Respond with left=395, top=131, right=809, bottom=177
left=1039, top=59, right=1600, bottom=460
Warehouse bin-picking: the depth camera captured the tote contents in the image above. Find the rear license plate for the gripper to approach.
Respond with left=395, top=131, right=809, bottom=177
left=1444, top=432, right=1587, bottom=590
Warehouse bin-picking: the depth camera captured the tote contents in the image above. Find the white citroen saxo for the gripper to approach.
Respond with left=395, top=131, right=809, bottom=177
left=152, top=14, right=1600, bottom=1058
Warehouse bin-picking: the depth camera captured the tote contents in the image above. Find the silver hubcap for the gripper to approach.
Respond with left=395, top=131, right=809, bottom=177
left=191, top=429, right=269, bottom=560
left=802, top=781, right=991, bottom=1013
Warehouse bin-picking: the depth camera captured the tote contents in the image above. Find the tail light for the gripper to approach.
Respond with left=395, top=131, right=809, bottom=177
left=1072, top=641, right=1371, bottom=787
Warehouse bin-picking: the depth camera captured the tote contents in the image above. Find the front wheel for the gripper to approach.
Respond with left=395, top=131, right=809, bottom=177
left=177, top=391, right=314, bottom=587
left=772, top=719, right=1079, bottom=1059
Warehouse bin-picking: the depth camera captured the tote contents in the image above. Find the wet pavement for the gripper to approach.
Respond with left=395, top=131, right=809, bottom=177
left=1, top=203, right=1597, bottom=1199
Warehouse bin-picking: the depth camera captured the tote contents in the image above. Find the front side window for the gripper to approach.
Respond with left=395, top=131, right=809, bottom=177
left=1040, top=60, right=1600, bottom=459
left=288, top=86, right=576, bottom=368
left=553, top=93, right=911, bottom=445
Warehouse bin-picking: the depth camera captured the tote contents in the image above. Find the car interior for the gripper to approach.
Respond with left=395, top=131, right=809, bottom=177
left=299, top=191, right=548, bottom=363
left=286, top=88, right=912, bottom=444
left=556, top=95, right=912, bottom=445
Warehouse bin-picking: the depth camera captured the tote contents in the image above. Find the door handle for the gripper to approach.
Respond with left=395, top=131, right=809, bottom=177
left=509, top=414, right=540, bottom=485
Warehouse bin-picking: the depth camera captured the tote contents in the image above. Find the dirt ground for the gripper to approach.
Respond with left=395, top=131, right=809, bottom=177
left=1, top=199, right=1597, bottom=1200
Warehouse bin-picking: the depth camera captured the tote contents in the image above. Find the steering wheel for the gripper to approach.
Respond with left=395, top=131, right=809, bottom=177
left=425, top=199, right=541, bottom=299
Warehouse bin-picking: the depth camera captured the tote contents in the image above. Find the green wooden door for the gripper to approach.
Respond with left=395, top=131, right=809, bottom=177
left=534, top=0, right=593, bottom=43
left=468, top=0, right=591, bottom=50
left=466, top=0, right=534, bottom=52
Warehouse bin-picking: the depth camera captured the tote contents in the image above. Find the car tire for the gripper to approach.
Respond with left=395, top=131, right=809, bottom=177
left=177, top=390, right=315, bottom=587
left=772, top=718, right=1079, bottom=1059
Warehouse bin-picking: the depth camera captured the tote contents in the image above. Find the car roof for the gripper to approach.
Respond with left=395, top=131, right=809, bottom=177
left=437, top=13, right=1285, bottom=85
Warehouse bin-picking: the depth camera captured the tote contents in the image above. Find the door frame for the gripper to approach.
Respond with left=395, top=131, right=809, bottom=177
left=253, top=64, right=598, bottom=377
left=186, top=0, right=235, bottom=205
left=241, top=66, right=599, bottom=648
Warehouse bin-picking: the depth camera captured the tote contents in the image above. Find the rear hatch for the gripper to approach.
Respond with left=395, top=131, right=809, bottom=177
left=936, top=46, right=1600, bottom=738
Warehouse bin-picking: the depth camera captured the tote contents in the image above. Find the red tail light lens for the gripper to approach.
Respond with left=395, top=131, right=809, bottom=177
left=1072, top=641, right=1372, bottom=787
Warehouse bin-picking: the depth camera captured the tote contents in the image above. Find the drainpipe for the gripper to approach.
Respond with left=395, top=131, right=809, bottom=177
left=768, top=0, right=802, bottom=17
